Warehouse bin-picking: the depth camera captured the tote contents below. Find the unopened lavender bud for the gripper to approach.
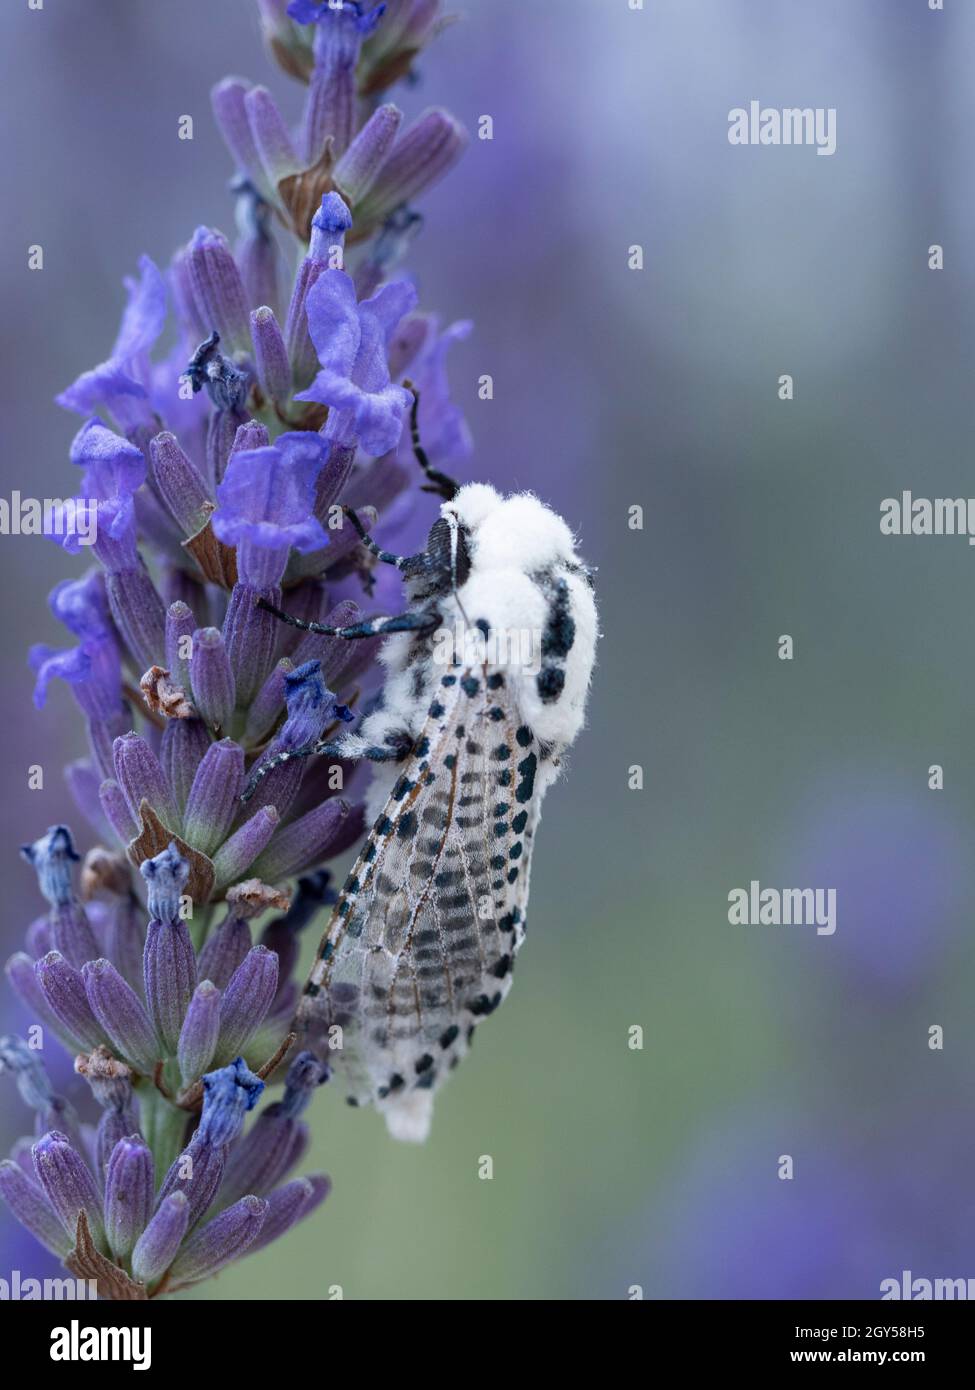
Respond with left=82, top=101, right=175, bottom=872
left=82, top=959, right=159, bottom=1074
left=251, top=306, right=292, bottom=402
left=249, top=1173, right=330, bottom=1253
left=148, top=432, right=212, bottom=536
left=156, top=1131, right=226, bottom=1228
left=140, top=842, right=191, bottom=923
left=0, top=1159, right=72, bottom=1258
left=235, top=181, right=283, bottom=320
left=113, top=733, right=180, bottom=835
left=219, top=1050, right=327, bottom=1203
left=131, top=1191, right=189, bottom=1286
left=213, top=806, right=280, bottom=891
left=245, top=85, right=299, bottom=186
left=334, top=102, right=403, bottom=205
left=309, top=189, right=354, bottom=261
left=165, top=601, right=197, bottom=691
left=98, top=779, right=138, bottom=846
left=211, top=78, right=272, bottom=200
left=197, top=913, right=252, bottom=990
left=244, top=661, right=342, bottom=820
left=215, top=946, right=279, bottom=1063
left=32, top=1130, right=105, bottom=1248
left=183, top=739, right=245, bottom=857
left=188, top=627, right=236, bottom=731
left=251, top=798, right=350, bottom=882
left=5, top=954, right=66, bottom=1045
left=186, top=228, right=252, bottom=355
left=177, top=980, right=221, bottom=1085
left=65, top=759, right=111, bottom=840
left=244, top=658, right=293, bottom=745
left=104, top=566, right=167, bottom=674
left=143, top=916, right=197, bottom=1056
left=25, top=917, right=52, bottom=959
left=358, top=107, right=467, bottom=226
left=20, top=826, right=79, bottom=907
left=159, top=716, right=211, bottom=813
left=169, top=1193, right=267, bottom=1286
left=103, top=1135, right=154, bottom=1261
left=230, top=420, right=271, bottom=456
left=98, top=888, right=147, bottom=989
left=286, top=193, right=353, bottom=389
left=35, top=952, right=105, bottom=1052
left=299, top=0, right=385, bottom=161
left=49, top=900, right=101, bottom=973
left=222, top=583, right=281, bottom=706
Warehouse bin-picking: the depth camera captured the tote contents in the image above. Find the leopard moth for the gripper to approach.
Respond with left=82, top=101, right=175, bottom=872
left=246, top=409, right=598, bottom=1141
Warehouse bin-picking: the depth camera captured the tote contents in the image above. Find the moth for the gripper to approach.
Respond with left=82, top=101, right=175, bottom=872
left=246, top=398, right=597, bottom=1140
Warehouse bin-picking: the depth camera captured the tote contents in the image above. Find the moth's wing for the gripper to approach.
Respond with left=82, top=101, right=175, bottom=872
left=299, top=668, right=540, bottom=1131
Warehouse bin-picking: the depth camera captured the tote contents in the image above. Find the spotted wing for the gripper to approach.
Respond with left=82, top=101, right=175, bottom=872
left=298, top=668, right=542, bottom=1118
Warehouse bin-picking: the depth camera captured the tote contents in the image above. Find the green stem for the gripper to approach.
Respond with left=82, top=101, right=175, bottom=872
left=137, top=1082, right=188, bottom=1185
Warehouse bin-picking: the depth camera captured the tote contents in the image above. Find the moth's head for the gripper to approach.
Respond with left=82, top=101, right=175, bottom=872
left=444, top=484, right=579, bottom=574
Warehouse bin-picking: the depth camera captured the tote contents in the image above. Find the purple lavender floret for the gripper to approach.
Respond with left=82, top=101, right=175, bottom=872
left=5, top=0, right=471, bottom=1299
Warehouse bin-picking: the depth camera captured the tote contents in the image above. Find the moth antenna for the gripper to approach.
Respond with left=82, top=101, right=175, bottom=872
left=403, top=380, right=459, bottom=501
left=256, top=597, right=328, bottom=633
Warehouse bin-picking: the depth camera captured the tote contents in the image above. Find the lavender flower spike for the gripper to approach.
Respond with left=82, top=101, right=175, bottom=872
left=7, top=0, right=473, bottom=1297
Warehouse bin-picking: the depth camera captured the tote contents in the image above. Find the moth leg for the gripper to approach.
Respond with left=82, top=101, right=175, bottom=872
left=258, top=597, right=441, bottom=640
left=341, top=507, right=428, bottom=577
left=402, top=381, right=459, bottom=501
left=241, top=734, right=413, bottom=803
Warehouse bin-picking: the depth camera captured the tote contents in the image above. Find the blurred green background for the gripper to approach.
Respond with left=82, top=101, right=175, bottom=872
left=3, top=0, right=975, bottom=1299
